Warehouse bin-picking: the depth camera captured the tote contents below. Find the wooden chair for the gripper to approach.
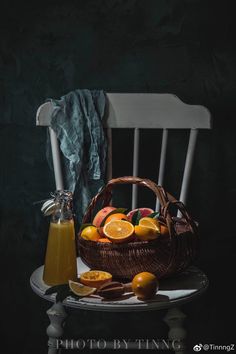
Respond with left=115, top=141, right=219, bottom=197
left=32, top=93, right=211, bottom=353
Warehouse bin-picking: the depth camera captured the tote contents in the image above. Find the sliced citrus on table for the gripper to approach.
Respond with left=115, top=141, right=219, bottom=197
left=103, top=220, right=135, bottom=243
left=80, top=270, right=112, bottom=288
left=69, top=280, right=96, bottom=297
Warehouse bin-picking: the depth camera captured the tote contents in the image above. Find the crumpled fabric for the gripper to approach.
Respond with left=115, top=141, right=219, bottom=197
left=46, top=89, right=107, bottom=227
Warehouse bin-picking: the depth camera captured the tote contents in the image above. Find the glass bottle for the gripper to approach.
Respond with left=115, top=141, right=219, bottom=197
left=43, top=190, right=77, bottom=286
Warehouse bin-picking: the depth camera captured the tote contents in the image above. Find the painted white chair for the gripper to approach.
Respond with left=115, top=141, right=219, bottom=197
left=32, top=93, right=211, bottom=353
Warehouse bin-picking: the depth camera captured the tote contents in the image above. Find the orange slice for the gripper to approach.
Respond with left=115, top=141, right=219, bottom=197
left=103, top=220, right=134, bottom=243
left=80, top=270, right=112, bottom=288
left=139, top=217, right=160, bottom=232
left=69, top=280, right=96, bottom=297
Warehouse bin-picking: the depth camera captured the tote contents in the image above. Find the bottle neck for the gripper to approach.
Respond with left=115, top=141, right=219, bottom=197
left=51, top=190, right=73, bottom=223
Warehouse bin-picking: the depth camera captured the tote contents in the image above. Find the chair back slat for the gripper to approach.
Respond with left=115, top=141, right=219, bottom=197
left=106, top=128, right=113, bottom=181
left=49, top=127, right=64, bottom=190
left=155, top=129, right=169, bottom=211
left=179, top=129, right=199, bottom=205
left=132, top=128, right=140, bottom=209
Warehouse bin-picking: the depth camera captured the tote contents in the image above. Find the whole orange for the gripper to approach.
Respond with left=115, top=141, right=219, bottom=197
left=132, top=272, right=159, bottom=300
left=105, top=213, right=128, bottom=224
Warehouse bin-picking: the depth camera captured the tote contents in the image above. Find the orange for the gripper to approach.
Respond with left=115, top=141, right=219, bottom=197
left=97, top=238, right=112, bottom=243
left=104, top=213, right=128, bottom=224
left=103, top=220, right=135, bottom=243
left=80, top=270, right=112, bottom=288
left=80, top=225, right=101, bottom=241
left=160, top=223, right=169, bottom=236
left=69, top=280, right=96, bottom=297
left=132, top=272, right=159, bottom=300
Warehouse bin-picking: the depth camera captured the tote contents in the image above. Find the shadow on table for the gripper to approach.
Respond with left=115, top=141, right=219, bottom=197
left=159, top=267, right=208, bottom=291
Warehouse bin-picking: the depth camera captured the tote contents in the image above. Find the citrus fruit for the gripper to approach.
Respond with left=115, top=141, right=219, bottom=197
left=80, top=225, right=101, bottom=241
left=134, top=225, right=160, bottom=241
left=103, top=220, right=135, bottom=243
left=104, top=213, right=128, bottom=224
left=160, top=223, right=169, bottom=236
left=97, top=238, right=112, bottom=243
left=92, top=206, right=116, bottom=227
left=69, top=280, right=96, bottom=297
left=80, top=270, right=112, bottom=288
left=132, top=272, right=159, bottom=300
left=139, top=217, right=160, bottom=232
left=127, top=207, right=154, bottom=222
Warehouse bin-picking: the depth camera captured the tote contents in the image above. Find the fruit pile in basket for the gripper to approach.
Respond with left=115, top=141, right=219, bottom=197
left=79, top=206, right=169, bottom=243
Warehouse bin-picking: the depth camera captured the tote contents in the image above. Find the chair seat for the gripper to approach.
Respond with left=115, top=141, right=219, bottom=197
left=30, top=257, right=208, bottom=312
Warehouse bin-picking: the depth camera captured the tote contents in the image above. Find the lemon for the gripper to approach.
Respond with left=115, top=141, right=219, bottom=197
left=80, top=225, right=101, bottom=241
left=134, top=225, right=159, bottom=241
left=69, top=280, right=96, bottom=297
left=134, top=217, right=160, bottom=241
left=139, top=217, right=160, bottom=232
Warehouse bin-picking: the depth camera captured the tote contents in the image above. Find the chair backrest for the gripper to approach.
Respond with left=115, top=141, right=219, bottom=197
left=36, top=93, right=212, bottom=211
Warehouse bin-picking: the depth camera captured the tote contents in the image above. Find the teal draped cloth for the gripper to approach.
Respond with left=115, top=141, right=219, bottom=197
left=46, top=89, right=107, bottom=226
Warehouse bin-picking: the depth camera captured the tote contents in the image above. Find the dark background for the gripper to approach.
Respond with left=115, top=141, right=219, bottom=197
left=1, top=0, right=236, bottom=353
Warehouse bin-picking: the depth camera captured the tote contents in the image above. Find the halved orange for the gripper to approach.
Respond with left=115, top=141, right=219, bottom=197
left=103, top=220, right=134, bottom=243
left=80, top=270, right=112, bottom=288
left=69, top=280, right=96, bottom=297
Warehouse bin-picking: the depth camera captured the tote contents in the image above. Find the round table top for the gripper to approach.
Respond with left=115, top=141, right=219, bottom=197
left=30, top=258, right=208, bottom=312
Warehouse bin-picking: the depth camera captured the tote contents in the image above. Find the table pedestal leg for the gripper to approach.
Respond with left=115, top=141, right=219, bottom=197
left=164, top=307, right=186, bottom=354
left=46, top=302, right=67, bottom=354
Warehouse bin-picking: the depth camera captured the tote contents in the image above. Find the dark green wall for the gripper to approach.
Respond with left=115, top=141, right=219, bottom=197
left=1, top=1, right=236, bottom=353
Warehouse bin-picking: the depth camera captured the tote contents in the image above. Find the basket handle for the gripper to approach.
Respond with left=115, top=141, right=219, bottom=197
left=83, top=176, right=180, bottom=224
left=162, top=196, right=197, bottom=233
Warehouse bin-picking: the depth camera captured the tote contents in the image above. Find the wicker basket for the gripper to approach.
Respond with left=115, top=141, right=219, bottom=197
left=78, top=176, right=198, bottom=280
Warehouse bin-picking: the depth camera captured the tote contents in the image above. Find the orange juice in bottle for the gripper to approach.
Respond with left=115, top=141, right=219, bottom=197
left=43, top=190, right=77, bottom=286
